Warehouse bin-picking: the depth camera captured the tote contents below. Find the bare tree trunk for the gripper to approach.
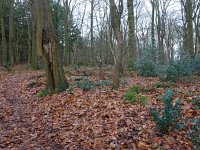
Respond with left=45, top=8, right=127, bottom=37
left=35, top=0, right=68, bottom=93
left=127, top=0, right=137, bottom=67
left=109, top=0, right=124, bottom=89
left=90, top=0, right=94, bottom=64
left=0, top=1, right=7, bottom=66
left=193, top=1, right=200, bottom=55
left=183, top=0, right=194, bottom=57
left=31, top=0, right=39, bottom=69
left=9, top=0, right=14, bottom=67
left=151, top=0, right=155, bottom=49
left=27, top=18, right=31, bottom=65
left=63, top=0, right=69, bottom=66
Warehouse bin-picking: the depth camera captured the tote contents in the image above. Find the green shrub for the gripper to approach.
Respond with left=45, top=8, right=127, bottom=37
left=192, top=96, right=200, bottom=110
left=184, top=97, right=200, bottom=149
left=124, top=85, right=147, bottom=105
left=124, top=91, right=137, bottom=104
left=158, top=55, right=200, bottom=82
left=76, top=79, right=95, bottom=91
left=38, top=90, right=48, bottom=97
left=124, top=85, right=141, bottom=104
left=135, top=47, right=159, bottom=77
left=150, top=89, right=182, bottom=134
left=135, top=59, right=158, bottom=77
left=128, top=85, right=141, bottom=94
left=96, top=80, right=112, bottom=86
left=163, top=58, right=192, bottom=81
left=135, top=50, right=200, bottom=80
left=67, top=83, right=73, bottom=94
left=186, top=118, right=200, bottom=149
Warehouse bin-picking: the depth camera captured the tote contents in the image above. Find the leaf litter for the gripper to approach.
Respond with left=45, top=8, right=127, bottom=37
left=0, top=66, right=199, bottom=149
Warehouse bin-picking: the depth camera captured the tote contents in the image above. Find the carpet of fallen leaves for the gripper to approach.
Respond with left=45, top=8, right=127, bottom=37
left=0, top=65, right=199, bottom=150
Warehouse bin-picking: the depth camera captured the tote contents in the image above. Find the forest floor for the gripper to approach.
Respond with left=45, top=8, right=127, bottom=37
left=0, top=65, right=199, bottom=150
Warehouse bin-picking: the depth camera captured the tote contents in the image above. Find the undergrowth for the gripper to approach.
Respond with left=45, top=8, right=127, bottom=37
left=38, top=90, right=48, bottom=97
left=124, top=85, right=149, bottom=105
left=150, top=89, right=182, bottom=134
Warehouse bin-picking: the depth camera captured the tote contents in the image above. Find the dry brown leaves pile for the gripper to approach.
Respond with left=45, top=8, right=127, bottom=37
left=0, top=66, right=199, bottom=149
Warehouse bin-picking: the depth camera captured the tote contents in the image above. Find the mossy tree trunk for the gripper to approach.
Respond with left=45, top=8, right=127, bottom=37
left=184, top=0, right=194, bottom=57
left=127, top=0, right=137, bottom=67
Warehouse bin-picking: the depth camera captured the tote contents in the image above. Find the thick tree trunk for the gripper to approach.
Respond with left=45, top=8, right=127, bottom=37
left=35, top=0, right=68, bottom=92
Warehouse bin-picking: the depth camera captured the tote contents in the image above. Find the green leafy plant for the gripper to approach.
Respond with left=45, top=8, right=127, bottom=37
left=124, top=85, right=147, bottom=104
left=123, top=85, right=141, bottom=104
left=138, top=94, right=149, bottom=106
left=67, top=83, right=73, bottom=94
left=184, top=97, right=200, bottom=149
left=38, top=90, right=48, bottom=97
left=128, top=85, right=141, bottom=94
left=186, top=118, right=200, bottom=149
left=135, top=47, right=159, bottom=77
left=159, top=57, right=193, bottom=82
left=150, top=89, right=182, bottom=134
left=96, top=80, right=112, bottom=86
left=76, top=79, right=95, bottom=91
left=192, top=96, right=200, bottom=110
left=124, top=91, right=137, bottom=104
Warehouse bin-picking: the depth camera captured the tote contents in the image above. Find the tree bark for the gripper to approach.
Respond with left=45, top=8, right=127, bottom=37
left=151, top=0, right=155, bottom=49
left=109, top=0, right=124, bottom=89
left=9, top=0, right=14, bottom=67
left=127, top=0, right=137, bottom=67
left=184, top=0, right=194, bottom=57
left=31, top=0, right=39, bottom=69
left=35, top=0, right=68, bottom=92
left=0, top=1, right=7, bottom=66
left=63, top=0, right=69, bottom=66
left=90, top=0, right=94, bottom=64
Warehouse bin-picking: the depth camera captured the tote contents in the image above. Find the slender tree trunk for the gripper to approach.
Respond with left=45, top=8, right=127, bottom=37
left=151, top=0, right=155, bottom=49
left=90, top=0, right=94, bottom=64
left=35, top=0, right=68, bottom=93
left=31, top=0, right=39, bottom=69
left=63, top=0, right=69, bottom=66
left=184, top=0, right=194, bottom=57
left=15, top=32, right=20, bottom=64
left=109, top=0, right=124, bottom=89
left=9, top=0, right=14, bottom=67
left=27, top=19, right=31, bottom=65
left=155, top=0, right=162, bottom=62
left=0, top=1, right=7, bottom=66
left=127, top=0, right=137, bottom=67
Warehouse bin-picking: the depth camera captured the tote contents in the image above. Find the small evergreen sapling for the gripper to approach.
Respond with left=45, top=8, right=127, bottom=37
left=150, top=89, right=182, bottom=134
